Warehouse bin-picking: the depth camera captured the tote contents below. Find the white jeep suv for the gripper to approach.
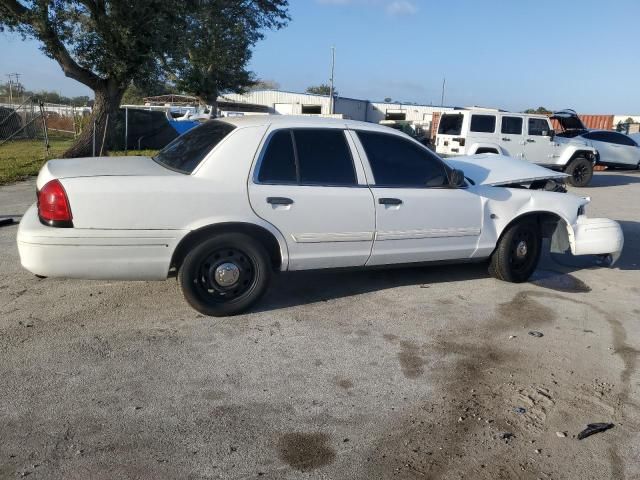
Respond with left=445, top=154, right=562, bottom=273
left=435, top=108, right=599, bottom=187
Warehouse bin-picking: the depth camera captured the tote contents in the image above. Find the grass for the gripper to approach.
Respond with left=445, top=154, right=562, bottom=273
left=0, top=138, right=159, bottom=185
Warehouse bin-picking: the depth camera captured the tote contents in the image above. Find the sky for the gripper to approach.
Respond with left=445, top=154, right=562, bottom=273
left=1, top=0, right=639, bottom=113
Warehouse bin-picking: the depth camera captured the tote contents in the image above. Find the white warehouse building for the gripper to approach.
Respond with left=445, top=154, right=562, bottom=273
left=218, top=89, right=452, bottom=130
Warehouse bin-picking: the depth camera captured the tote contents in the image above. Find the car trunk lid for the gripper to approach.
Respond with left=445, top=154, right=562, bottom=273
left=36, top=156, right=179, bottom=190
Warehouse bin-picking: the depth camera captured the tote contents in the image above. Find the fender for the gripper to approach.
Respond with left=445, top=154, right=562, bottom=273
left=176, top=215, right=290, bottom=271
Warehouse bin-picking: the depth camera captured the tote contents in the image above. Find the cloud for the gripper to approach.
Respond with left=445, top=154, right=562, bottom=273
left=315, top=0, right=418, bottom=16
left=386, top=0, right=418, bottom=15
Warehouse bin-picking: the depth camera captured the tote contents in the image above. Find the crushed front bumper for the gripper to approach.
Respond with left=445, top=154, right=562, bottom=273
left=568, top=216, right=624, bottom=265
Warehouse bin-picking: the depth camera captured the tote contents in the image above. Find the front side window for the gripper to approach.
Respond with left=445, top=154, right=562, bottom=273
left=438, top=114, right=463, bottom=135
left=501, top=116, right=523, bottom=135
left=528, top=118, right=551, bottom=136
left=358, top=131, right=448, bottom=187
left=257, top=129, right=356, bottom=186
left=470, top=115, right=496, bottom=133
left=153, top=120, right=235, bottom=174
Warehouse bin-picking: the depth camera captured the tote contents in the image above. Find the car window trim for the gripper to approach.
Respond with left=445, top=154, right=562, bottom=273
left=253, top=127, right=363, bottom=187
left=354, top=130, right=459, bottom=189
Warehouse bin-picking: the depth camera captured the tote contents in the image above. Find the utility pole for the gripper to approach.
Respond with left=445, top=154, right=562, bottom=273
left=6, top=74, right=14, bottom=106
left=440, top=77, right=446, bottom=107
left=329, top=46, right=336, bottom=115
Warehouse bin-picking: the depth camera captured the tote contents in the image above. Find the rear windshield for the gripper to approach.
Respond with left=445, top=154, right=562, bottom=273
left=153, top=120, right=235, bottom=173
left=438, top=114, right=463, bottom=135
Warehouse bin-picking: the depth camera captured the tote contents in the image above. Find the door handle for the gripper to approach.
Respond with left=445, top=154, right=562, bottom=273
left=502, top=137, right=511, bottom=142
left=526, top=139, right=535, bottom=143
left=378, top=198, right=403, bottom=205
left=266, top=197, right=294, bottom=205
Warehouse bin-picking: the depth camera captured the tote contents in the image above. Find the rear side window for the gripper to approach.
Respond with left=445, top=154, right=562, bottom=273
left=257, top=129, right=356, bottom=186
left=294, top=129, right=356, bottom=185
left=528, top=118, right=550, bottom=136
left=438, top=114, right=463, bottom=135
left=258, top=130, right=297, bottom=183
left=153, top=120, right=235, bottom=173
left=501, top=116, right=523, bottom=135
left=470, top=115, right=496, bottom=133
left=358, top=131, right=448, bottom=187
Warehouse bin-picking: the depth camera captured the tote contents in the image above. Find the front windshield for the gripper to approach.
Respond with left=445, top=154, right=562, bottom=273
left=153, top=120, right=236, bottom=174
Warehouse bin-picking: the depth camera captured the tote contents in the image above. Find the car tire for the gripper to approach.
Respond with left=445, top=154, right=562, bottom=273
left=489, top=219, right=542, bottom=283
left=178, top=233, right=271, bottom=316
left=565, top=156, right=593, bottom=187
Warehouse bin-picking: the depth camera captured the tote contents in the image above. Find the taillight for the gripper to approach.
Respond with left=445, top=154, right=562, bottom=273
left=37, top=179, right=73, bottom=227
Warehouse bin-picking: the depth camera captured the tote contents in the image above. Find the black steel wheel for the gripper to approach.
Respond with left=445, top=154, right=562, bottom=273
left=178, top=233, right=271, bottom=316
left=489, top=220, right=541, bottom=283
left=565, top=156, right=593, bottom=187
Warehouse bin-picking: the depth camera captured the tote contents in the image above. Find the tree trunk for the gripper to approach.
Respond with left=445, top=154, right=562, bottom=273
left=63, top=81, right=125, bottom=158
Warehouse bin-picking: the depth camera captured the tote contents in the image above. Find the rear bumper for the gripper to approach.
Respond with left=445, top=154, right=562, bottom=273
left=569, top=217, right=624, bottom=264
left=17, top=204, right=187, bottom=280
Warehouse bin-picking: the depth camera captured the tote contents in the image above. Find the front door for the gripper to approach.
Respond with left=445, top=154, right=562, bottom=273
left=353, top=130, right=483, bottom=266
left=523, top=117, right=557, bottom=166
left=249, top=128, right=375, bottom=270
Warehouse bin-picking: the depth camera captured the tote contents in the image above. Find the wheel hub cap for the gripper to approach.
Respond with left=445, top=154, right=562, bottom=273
left=214, top=262, right=240, bottom=287
left=516, top=240, right=528, bottom=259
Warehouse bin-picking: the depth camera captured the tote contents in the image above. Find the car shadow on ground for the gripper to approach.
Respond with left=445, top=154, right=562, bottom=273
left=589, top=171, right=640, bottom=187
left=256, top=261, right=490, bottom=313
left=256, top=220, right=640, bottom=313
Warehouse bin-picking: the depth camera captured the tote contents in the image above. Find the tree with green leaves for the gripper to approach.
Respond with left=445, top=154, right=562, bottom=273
left=306, top=84, right=336, bottom=96
left=0, top=0, right=289, bottom=157
left=170, top=2, right=288, bottom=111
left=524, top=106, right=552, bottom=115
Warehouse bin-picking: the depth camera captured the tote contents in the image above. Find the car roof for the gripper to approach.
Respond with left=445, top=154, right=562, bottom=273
left=441, top=109, right=547, bottom=119
left=218, top=115, right=395, bottom=133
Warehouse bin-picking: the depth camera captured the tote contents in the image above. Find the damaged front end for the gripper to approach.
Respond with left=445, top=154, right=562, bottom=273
left=550, top=200, right=624, bottom=266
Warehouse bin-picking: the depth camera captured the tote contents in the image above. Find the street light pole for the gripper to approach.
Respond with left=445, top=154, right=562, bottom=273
left=329, top=46, right=336, bottom=115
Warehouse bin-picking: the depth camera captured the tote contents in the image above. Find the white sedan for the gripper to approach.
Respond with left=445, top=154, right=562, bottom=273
left=18, top=116, right=623, bottom=316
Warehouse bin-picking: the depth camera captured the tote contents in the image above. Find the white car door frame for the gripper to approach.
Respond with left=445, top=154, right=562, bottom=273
left=349, top=130, right=483, bottom=266
left=248, top=126, right=376, bottom=271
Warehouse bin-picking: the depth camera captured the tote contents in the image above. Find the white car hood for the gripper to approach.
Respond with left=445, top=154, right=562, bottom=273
left=445, top=154, right=568, bottom=186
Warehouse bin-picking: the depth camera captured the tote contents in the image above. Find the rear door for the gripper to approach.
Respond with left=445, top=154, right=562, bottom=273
left=355, top=130, right=483, bottom=266
left=436, top=113, right=466, bottom=155
left=498, top=115, right=526, bottom=158
left=249, top=128, right=375, bottom=270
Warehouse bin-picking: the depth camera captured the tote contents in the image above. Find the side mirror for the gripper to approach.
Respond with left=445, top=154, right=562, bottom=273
left=449, top=169, right=466, bottom=188
left=544, top=130, right=555, bottom=140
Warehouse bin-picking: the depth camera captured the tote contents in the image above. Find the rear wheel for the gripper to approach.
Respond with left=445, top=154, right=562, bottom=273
left=489, top=220, right=541, bottom=283
left=178, top=233, right=271, bottom=316
left=565, top=156, right=593, bottom=187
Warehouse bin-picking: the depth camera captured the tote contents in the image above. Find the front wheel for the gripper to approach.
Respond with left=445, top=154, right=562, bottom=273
left=489, top=220, right=542, bottom=283
left=178, top=233, right=271, bottom=316
left=565, top=156, right=593, bottom=187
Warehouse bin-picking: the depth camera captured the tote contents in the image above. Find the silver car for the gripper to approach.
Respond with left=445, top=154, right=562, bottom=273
left=553, top=110, right=640, bottom=169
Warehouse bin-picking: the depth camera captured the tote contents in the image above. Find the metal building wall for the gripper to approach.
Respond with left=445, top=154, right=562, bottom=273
left=220, top=90, right=333, bottom=115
